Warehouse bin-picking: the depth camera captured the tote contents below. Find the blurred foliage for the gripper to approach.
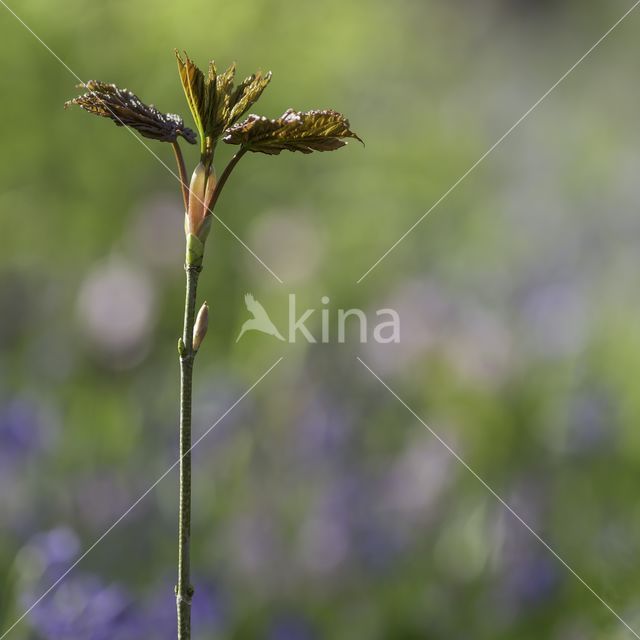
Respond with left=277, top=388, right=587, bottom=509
left=2, top=0, right=640, bottom=639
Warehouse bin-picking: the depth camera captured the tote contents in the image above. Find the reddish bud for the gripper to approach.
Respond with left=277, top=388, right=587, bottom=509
left=187, top=163, right=216, bottom=238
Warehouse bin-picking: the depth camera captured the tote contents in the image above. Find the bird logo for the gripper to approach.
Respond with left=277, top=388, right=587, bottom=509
left=236, top=293, right=286, bottom=342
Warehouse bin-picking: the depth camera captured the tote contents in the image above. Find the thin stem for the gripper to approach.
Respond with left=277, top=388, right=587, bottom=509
left=172, top=141, right=189, bottom=212
left=174, top=146, right=246, bottom=640
left=207, top=147, right=247, bottom=214
left=176, top=262, right=200, bottom=640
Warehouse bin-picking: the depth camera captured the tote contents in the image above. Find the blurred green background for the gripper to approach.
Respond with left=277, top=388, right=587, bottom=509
left=2, top=0, right=640, bottom=638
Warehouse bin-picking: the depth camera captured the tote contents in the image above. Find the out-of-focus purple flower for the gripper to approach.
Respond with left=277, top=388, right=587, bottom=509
left=380, top=436, right=452, bottom=520
left=144, top=578, right=225, bottom=639
left=299, top=473, right=404, bottom=574
left=299, top=513, right=349, bottom=575
left=352, top=519, right=403, bottom=573
left=29, top=527, right=80, bottom=570
left=228, top=511, right=280, bottom=584
left=25, top=575, right=138, bottom=640
left=566, top=387, right=614, bottom=455
left=0, top=407, right=53, bottom=531
left=363, top=279, right=446, bottom=375
left=517, top=278, right=589, bottom=358
left=191, top=581, right=225, bottom=634
left=74, top=472, right=138, bottom=530
left=365, top=278, right=513, bottom=386
left=267, top=613, right=317, bottom=640
left=296, top=477, right=359, bottom=576
left=494, top=485, right=561, bottom=613
left=0, top=398, right=47, bottom=459
left=20, top=529, right=137, bottom=640
left=504, top=552, right=560, bottom=609
left=296, top=390, right=353, bottom=461
left=19, top=530, right=225, bottom=640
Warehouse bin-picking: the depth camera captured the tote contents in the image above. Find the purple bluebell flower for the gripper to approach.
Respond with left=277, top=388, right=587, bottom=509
left=566, top=387, right=615, bottom=455
left=24, top=574, right=139, bottom=640
left=505, top=552, right=560, bottom=609
left=20, top=531, right=226, bottom=639
left=0, top=398, right=47, bottom=459
left=144, top=578, right=225, bottom=638
left=267, top=613, right=317, bottom=640
left=296, top=391, right=353, bottom=461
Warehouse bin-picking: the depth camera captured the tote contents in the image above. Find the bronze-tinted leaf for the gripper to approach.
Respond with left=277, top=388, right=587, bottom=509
left=213, top=62, right=236, bottom=138
left=176, top=51, right=271, bottom=158
left=228, top=71, right=272, bottom=127
left=175, top=53, right=207, bottom=141
left=222, top=109, right=362, bottom=155
left=65, top=81, right=197, bottom=144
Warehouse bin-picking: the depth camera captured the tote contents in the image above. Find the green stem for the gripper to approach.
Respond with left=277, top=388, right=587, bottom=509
left=176, top=261, right=200, bottom=640
left=174, top=147, right=245, bottom=640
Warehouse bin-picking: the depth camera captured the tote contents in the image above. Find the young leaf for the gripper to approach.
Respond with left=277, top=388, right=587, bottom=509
left=222, top=109, right=362, bottom=155
left=209, top=62, right=236, bottom=144
left=176, top=51, right=271, bottom=159
left=65, top=81, right=197, bottom=144
left=227, top=70, right=272, bottom=127
left=175, top=53, right=207, bottom=142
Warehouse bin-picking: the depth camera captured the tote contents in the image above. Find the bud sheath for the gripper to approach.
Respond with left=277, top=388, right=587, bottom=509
left=187, top=162, right=208, bottom=237
left=192, top=302, right=209, bottom=352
